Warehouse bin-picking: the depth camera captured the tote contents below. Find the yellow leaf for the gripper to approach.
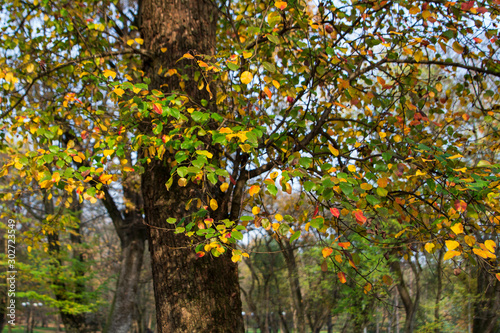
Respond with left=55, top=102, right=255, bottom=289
left=103, top=69, right=117, bottom=79
left=28, top=246, right=32, bottom=253
left=360, top=183, right=373, bottom=191
left=409, top=6, right=420, bottom=14
left=394, top=135, right=402, bottom=143
left=425, top=242, right=435, bottom=253
left=27, top=63, right=35, bottom=73
left=161, top=48, right=167, bottom=53
left=322, top=247, right=333, bottom=258
left=272, top=80, right=280, bottom=89
left=275, top=214, right=283, bottom=221
left=73, top=155, right=82, bottom=163
left=135, top=38, right=144, bottom=45
left=473, top=248, right=496, bottom=259
left=240, top=71, right=253, bottom=84
left=451, top=223, right=464, bottom=235
left=220, top=183, right=229, bottom=192
left=113, top=87, right=125, bottom=97
left=448, top=154, right=463, bottom=160
left=210, top=198, right=218, bottom=210
left=195, top=150, right=213, bottom=159
left=242, top=51, right=252, bottom=59
left=231, top=254, right=241, bottom=262
left=252, top=206, right=261, bottom=215
left=178, top=177, right=188, bottom=187
left=446, top=240, right=460, bottom=251
left=484, top=240, right=496, bottom=253
left=328, top=144, right=339, bottom=156
left=127, top=39, right=135, bottom=46
left=335, top=254, right=342, bottom=263
left=249, top=185, right=260, bottom=196
left=464, top=235, right=476, bottom=247
left=379, top=131, right=387, bottom=139
left=103, top=149, right=114, bottom=157
left=182, top=53, right=194, bottom=59
left=347, top=165, right=356, bottom=172
left=239, top=144, right=251, bottom=152
left=443, top=250, right=461, bottom=260
left=272, top=222, right=280, bottom=231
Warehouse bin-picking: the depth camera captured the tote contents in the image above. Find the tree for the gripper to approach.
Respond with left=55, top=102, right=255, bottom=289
left=2, top=0, right=500, bottom=331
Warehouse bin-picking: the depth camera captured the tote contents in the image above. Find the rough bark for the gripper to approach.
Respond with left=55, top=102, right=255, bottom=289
left=139, top=0, right=244, bottom=331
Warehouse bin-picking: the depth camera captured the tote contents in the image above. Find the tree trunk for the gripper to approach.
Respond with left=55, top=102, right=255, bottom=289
left=473, top=265, right=500, bottom=333
left=278, top=239, right=306, bottom=333
left=139, top=0, right=244, bottom=331
left=434, top=250, right=443, bottom=333
left=106, top=235, right=145, bottom=333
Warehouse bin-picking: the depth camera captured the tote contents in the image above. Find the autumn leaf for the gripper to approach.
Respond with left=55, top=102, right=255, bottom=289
left=338, top=242, right=350, bottom=249
left=445, top=240, right=460, bottom=251
left=338, top=272, right=347, bottom=283
left=454, top=200, right=467, bottom=213
left=464, top=235, right=476, bottom=247
left=240, top=71, right=253, bottom=84
left=484, top=240, right=496, bottom=253
left=451, top=223, right=464, bottom=235
left=322, top=247, right=333, bottom=258
left=220, top=183, right=229, bottom=192
left=354, top=210, right=367, bottom=225
left=330, top=207, right=340, bottom=218
left=275, top=0, right=287, bottom=9
left=249, top=185, right=260, bottom=196
left=425, top=242, right=435, bottom=253
left=252, top=206, right=260, bottom=215
left=443, top=250, right=461, bottom=260
left=210, top=198, right=218, bottom=211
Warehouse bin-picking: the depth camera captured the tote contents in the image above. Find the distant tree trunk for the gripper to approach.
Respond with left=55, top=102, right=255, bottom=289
left=390, top=259, right=420, bottom=333
left=102, top=172, right=147, bottom=333
left=106, top=235, right=145, bottom=333
left=278, top=239, right=306, bottom=333
left=434, top=249, right=444, bottom=333
left=139, top=0, right=244, bottom=330
left=473, top=265, right=500, bottom=333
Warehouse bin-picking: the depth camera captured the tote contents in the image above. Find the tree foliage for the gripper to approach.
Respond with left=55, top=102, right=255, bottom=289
left=2, top=0, right=500, bottom=329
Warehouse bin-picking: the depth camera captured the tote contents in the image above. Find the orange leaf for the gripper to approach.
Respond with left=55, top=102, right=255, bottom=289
left=322, top=247, right=333, bottom=258
left=264, top=86, right=272, bottom=99
left=338, top=272, right=346, bottom=283
left=338, top=242, right=351, bottom=249
left=354, top=210, right=367, bottom=225
left=330, top=207, right=340, bottom=218
left=249, top=185, right=260, bottom=196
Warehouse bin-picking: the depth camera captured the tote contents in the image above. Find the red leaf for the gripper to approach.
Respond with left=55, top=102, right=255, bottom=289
left=461, top=1, right=474, bottom=11
left=229, top=175, right=237, bottom=185
left=354, top=210, right=367, bottom=225
left=473, top=37, right=482, bottom=43
left=338, top=272, right=346, bottom=283
left=476, top=6, right=487, bottom=13
left=153, top=103, right=162, bottom=115
left=196, top=252, right=205, bottom=258
left=313, top=204, right=319, bottom=217
left=330, top=207, right=340, bottom=218
left=81, top=131, right=89, bottom=140
left=454, top=200, right=467, bottom=213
